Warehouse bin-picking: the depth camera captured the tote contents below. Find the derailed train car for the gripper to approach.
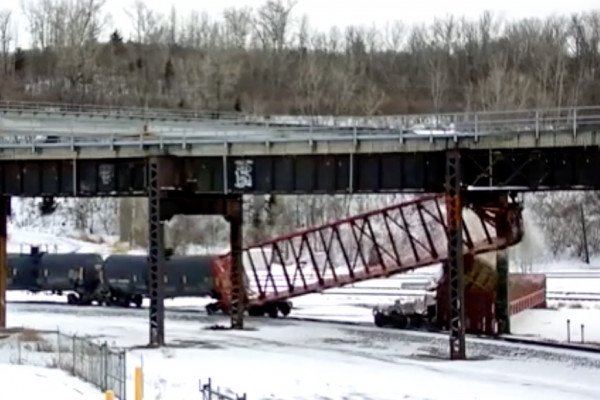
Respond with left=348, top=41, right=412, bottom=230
left=372, top=253, right=547, bottom=335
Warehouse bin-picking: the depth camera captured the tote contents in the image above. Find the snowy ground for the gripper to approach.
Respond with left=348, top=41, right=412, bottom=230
left=6, top=301, right=600, bottom=400
left=6, top=225, right=600, bottom=398
left=511, top=308, right=600, bottom=344
left=0, top=363, right=103, bottom=399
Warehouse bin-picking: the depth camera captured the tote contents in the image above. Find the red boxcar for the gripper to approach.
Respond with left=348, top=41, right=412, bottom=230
left=436, top=256, right=546, bottom=336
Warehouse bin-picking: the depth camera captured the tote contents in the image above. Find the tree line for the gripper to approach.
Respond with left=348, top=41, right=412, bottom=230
left=3, top=1, right=600, bottom=262
left=0, top=1, right=599, bottom=115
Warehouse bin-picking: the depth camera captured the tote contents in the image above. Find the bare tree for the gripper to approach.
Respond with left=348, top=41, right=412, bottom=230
left=223, top=6, right=252, bottom=49
left=476, top=52, right=532, bottom=111
left=254, top=0, right=296, bottom=51
left=125, top=0, right=165, bottom=44
left=0, top=9, right=12, bottom=76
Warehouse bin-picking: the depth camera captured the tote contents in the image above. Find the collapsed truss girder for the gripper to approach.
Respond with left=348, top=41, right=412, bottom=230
left=214, top=194, right=523, bottom=311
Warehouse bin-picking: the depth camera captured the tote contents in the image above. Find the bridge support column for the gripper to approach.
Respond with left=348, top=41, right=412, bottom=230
left=496, top=250, right=510, bottom=334
left=226, top=196, right=245, bottom=330
left=0, top=197, right=7, bottom=329
left=148, top=158, right=165, bottom=347
left=445, top=150, right=466, bottom=360
left=495, top=194, right=511, bottom=335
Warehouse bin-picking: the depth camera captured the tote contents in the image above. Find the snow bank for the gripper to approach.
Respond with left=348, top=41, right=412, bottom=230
left=0, top=364, right=103, bottom=399
left=512, top=308, right=600, bottom=344
left=8, top=302, right=600, bottom=400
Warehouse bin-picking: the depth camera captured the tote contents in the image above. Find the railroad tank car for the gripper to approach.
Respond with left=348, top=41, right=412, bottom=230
left=103, top=254, right=216, bottom=308
left=103, top=254, right=147, bottom=307
left=7, top=250, right=106, bottom=305
left=163, top=255, right=215, bottom=298
left=7, top=253, right=40, bottom=292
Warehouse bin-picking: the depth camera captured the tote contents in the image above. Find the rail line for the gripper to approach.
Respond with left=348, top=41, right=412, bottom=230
left=286, top=315, right=600, bottom=354
left=9, top=299, right=600, bottom=356
left=547, top=294, right=600, bottom=302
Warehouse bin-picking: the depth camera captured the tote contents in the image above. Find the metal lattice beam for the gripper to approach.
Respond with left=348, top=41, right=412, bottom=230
left=445, top=149, right=466, bottom=360
left=148, top=157, right=165, bottom=346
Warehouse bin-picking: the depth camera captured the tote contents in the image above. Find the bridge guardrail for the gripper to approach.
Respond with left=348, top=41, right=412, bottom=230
left=1, top=102, right=600, bottom=150
left=0, top=100, right=244, bottom=122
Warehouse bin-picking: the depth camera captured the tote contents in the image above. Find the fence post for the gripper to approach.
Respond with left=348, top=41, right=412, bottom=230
left=57, top=330, right=61, bottom=369
left=567, top=319, right=571, bottom=343
left=17, top=334, right=21, bottom=365
left=103, top=342, right=108, bottom=392
left=135, top=366, right=143, bottom=400
left=72, top=335, right=76, bottom=376
left=123, top=352, right=127, bottom=400
left=581, top=324, right=585, bottom=344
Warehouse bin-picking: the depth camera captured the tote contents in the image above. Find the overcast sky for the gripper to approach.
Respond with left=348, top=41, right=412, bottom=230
left=3, top=0, right=599, bottom=47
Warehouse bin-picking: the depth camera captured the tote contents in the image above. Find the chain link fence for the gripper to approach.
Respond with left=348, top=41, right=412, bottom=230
left=200, top=378, right=247, bottom=400
left=0, top=328, right=126, bottom=399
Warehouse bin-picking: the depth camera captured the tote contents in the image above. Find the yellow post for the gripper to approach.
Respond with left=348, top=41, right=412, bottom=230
left=135, top=366, right=143, bottom=400
left=105, top=390, right=114, bottom=400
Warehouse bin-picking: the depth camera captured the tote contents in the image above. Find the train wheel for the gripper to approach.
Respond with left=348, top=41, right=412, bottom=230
left=395, top=315, right=408, bottom=329
left=266, top=304, right=278, bottom=318
left=248, top=305, right=264, bottom=317
left=67, top=294, right=78, bottom=305
left=374, top=312, right=386, bottom=327
left=410, top=316, right=424, bottom=330
left=205, top=303, right=220, bottom=315
left=277, top=302, right=291, bottom=317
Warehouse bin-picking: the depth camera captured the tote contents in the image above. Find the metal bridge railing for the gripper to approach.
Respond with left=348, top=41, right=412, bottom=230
left=1, top=101, right=600, bottom=151
left=0, top=100, right=244, bottom=122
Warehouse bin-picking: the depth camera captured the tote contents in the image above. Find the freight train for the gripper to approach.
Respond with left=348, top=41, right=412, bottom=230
left=6, top=247, right=293, bottom=318
left=7, top=247, right=217, bottom=309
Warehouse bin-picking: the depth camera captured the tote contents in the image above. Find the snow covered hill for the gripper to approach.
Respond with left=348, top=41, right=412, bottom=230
left=7, top=226, right=114, bottom=256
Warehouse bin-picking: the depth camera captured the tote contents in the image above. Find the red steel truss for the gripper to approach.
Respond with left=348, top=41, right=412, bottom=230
left=212, top=194, right=523, bottom=312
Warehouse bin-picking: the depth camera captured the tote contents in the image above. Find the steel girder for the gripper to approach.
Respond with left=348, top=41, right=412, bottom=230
left=445, top=149, right=466, bottom=360
left=148, top=157, right=165, bottom=347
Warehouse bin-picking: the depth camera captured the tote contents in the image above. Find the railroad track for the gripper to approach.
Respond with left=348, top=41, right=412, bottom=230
left=287, top=315, right=600, bottom=354
left=546, top=291, right=600, bottom=302
left=9, top=299, right=600, bottom=355
left=545, top=272, right=600, bottom=279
